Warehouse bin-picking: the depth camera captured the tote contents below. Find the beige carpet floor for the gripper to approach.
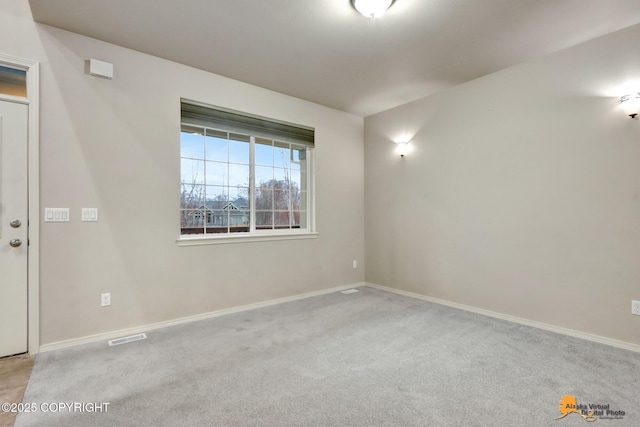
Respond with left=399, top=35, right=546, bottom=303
left=15, top=287, right=640, bottom=426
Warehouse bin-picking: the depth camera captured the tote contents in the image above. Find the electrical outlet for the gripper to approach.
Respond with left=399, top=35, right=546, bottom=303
left=352, top=260, right=357, bottom=269
left=632, top=300, right=640, bottom=316
left=101, top=293, right=111, bottom=307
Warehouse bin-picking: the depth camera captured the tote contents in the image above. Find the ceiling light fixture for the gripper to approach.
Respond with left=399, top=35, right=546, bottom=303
left=352, top=0, right=395, bottom=18
left=620, top=92, right=640, bottom=118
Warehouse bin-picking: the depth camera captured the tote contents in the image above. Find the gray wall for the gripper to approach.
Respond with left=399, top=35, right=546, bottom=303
left=3, top=1, right=639, bottom=348
left=1, top=2, right=365, bottom=345
left=365, top=23, right=640, bottom=345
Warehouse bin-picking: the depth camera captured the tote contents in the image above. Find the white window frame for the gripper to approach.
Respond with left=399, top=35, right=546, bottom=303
left=177, top=112, right=317, bottom=246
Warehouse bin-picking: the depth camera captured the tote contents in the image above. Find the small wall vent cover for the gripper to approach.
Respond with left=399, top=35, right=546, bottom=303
left=108, top=333, right=147, bottom=346
left=340, top=289, right=360, bottom=294
left=89, top=59, right=114, bottom=79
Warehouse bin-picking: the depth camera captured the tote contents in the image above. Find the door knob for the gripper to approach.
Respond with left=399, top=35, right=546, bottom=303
left=10, top=220, right=21, bottom=228
left=9, top=239, right=22, bottom=247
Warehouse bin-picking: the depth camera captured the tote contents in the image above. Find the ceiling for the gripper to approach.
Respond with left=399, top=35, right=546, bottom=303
left=28, top=0, right=640, bottom=117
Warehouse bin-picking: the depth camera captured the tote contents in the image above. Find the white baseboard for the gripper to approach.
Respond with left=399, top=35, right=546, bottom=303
left=365, top=282, right=640, bottom=354
left=39, top=282, right=366, bottom=353
left=41, top=281, right=636, bottom=355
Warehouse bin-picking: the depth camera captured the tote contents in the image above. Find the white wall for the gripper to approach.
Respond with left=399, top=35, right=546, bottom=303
left=365, top=23, right=640, bottom=345
left=0, top=2, right=365, bottom=346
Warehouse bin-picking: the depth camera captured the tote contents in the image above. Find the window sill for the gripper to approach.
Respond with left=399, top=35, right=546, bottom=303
left=176, top=231, right=319, bottom=246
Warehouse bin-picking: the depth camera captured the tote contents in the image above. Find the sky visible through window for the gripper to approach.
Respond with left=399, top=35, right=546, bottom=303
left=180, top=131, right=301, bottom=190
left=180, top=127, right=306, bottom=234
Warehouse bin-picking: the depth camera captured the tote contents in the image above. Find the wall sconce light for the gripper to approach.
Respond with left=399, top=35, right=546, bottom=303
left=620, top=92, right=640, bottom=118
left=351, top=0, right=395, bottom=18
left=395, top=141, right=410, bottom=157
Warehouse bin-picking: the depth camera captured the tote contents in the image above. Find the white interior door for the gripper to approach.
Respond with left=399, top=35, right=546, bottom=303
left=0, top=99, right=28, bottom=358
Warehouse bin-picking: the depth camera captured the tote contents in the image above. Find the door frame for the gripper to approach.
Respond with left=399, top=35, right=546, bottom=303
left=0, top=53, right=40, bottom=355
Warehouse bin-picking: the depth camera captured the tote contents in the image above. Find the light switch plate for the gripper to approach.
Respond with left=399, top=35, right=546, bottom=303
left=82, top=208, right=98, bottom=222
left=44, top=208, right=70, bottom=222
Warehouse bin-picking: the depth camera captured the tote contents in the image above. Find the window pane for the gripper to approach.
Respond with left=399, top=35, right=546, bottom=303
left=181, top=128, right=205, bottom=159
left=229, top=133, right=250, bottom=164
left=288, top=194, right=300, bottom=212
left=290, top=146, right=302, bottom=171
left=205, top=130, right=228, bottom=162
left=291, top=148, right=307, bottom=177
left=206, top=186, right=228, bottom=205
left=255, top=138, right=273, bottom=166
left=180, top=210, right=204, bottom=234
left=181, top=159, right=204, bottom=184
left=229, top=186, right=249, bottom=207
left=274, top=141, right=291, bottom=170
left=292, top=211, right=304, bottom=228
left=292, top=148, right=304, bottom=163
left=181, top=184, right=204, bottom=209
left=273, top=189, right=288, bottom=210
left=273, top=167, right=288, bottom=182
left=294, top=191, right=306, bottom=211
left=229, top=164, right=249, bottom=187
left=255, top=188, right=272, bottom=210
left=289, top=168, right=302, bottom=189
left=0, top=65, right=26, bottom=97
left=229, top=210, right=249, bottom=233
left=255, top=166, right=274, bottom=187
left=205, top=161, right=228, bottom=187
left=256, top=211, right=273, bottom=229
left=274, top=211, right=290, bottom=228
left=206, top=210, right=228, bottom=233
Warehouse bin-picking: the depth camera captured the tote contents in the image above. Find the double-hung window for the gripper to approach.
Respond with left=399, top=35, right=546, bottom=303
left=179, top=99, right=315, bottom=243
